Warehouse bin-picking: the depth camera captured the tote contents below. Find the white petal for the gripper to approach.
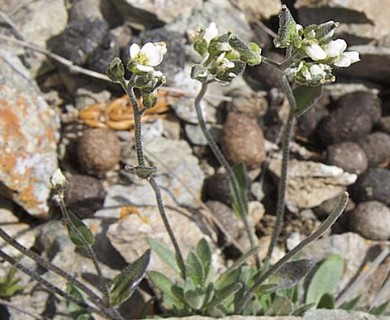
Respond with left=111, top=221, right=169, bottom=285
left=326, top=39, right=347, bottom=57
left=129, top=43, right=140, bottom=59
left=204, top=22, right=219, bottom=43
left=343, top=51, right=360, bottom=64
left=310, top=64, right=323, bottom=75
left=305, top=43, right=327, bottom=61
left=142, top=42, right=166, bottom=66
left=136, top=64, right=155, bottom=73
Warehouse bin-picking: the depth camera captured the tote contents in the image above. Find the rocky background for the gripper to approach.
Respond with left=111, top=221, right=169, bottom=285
left=0, top=0, right=390, bottom=319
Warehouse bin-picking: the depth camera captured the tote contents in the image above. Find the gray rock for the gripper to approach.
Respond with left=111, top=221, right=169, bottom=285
left=110, top=0, right=201, bottom=28
left=64, top=174, right=106, bottom=219
left=204, top=172, right=232, bottom=206
left=326, top=142, right=368, bottom=175
left=358, top=132, right=390, bottom=167
left=230, top=0, right=281, bottom=21
left=318, top=91, right=382, bottom=145
left=349, top=201, right=390, bottom=240
left=350, top=168, right=390, bottom=205
left=0, top=51, right=59, bottom=217
left=226, top=87, right=268, bottom=119
left=269, top=159, right=357, bottom=212
left=295, top=0, right=390, bottom=45
left=222, top=113, right=266, bottom=169
left=300, top=233, right=371, bottom=294
left=378, top=117, right=390, bottom=134
left=185, top=124, right=221, bottom=146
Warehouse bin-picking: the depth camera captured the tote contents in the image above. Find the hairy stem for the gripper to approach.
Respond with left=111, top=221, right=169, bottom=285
left=121, top=81, right=186, bottom=278
left=194, top=81, right=258, bottom=258
left=58, top=200, right=111, bottom=307
left=236, top=192, right=349, bottom=313
left=0, top=249, right=112, bottom=319
left=0, top=226, right=103, bottom=307
left=266, top=75, right=296, bottom=261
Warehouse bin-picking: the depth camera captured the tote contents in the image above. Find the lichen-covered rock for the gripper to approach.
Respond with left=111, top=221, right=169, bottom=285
left=222, top=113, right=265, bottom=169
left=349, top=201, right=390, bottom=240
left=0, top=51, right=59, bottom=217
left=327, top=142, right=368, bottom=175
left=358, top=131, right=390, bottom=167
left=77, top=128, right=120, bottom=175
left=318, top=91, right=382, bottom=145
left=64, top=174, right=106, bottom=219
left=350, top=168, right=390, bottom=205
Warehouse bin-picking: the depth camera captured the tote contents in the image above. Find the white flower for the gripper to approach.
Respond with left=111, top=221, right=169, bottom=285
left=128, top=42, right=167, bottom=73
left=203, top=22, right=218, bottom=44
left=304, top=43, right=327, bottom=61
left=325, top=39, right=360, bottom=67
left=50, top=168, right=68, bottom=190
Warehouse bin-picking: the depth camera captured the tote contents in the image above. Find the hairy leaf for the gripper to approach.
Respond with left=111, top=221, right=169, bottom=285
left=265, top=296, right=293, bottom=316
left=110, top=249, right=150, bottom=306
left=186, top=252, right=205, bottom=287
left=317, top=292, right=335, bottom=309
left=230, top=163, right=248, bottom=218
left=196, top=239, right=212, bottom=281
left=147, top=238, right=180, bottom=275
left=206, top=283, right=242, bottom=309
left=66, top=211, right=94, bottom=247
left=306, top=254, right=344, bottom=307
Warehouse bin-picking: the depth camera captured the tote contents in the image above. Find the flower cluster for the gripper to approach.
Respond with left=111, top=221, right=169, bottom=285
left=275, top=6, right=360, bottom=85
left=191, top=22, right=262, bottom=84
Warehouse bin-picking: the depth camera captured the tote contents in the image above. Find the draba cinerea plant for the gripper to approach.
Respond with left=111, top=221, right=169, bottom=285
left=0, top=5, right=368, bottom=320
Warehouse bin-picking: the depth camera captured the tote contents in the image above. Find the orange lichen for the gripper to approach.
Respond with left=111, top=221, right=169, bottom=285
left=0, top=102, right=26, bottom=143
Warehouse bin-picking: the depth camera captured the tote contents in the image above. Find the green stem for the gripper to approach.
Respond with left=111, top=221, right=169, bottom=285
left=0, top=249, right=112, bottom=319
left=0, top=226, right=103, bottom=307
left=148, top=176, right=186, bottom=278
left=236, top=192, right=349, bottom=313
left=121, top=80, right=186, bottom=278
left=265, top=75, right=296, bottom=261
left=194, top=82, right=258, bottom=259
left=58, top=200, right=111, bottom=308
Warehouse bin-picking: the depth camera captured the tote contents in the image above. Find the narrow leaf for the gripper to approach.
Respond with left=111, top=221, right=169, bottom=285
left=306, top=254, right=344, bottom=307
left=186, top=252, right=205, bottom=287
left=148, top=271, right=184, bottom=309
left=293, top=85, right=322, bottom=117
left=66, top=211, right=94, bottom=247
left=196, top=239, right=212, bottom=281
left=206, top=283, right=242, bottom=309
left=268, top=259, right=315, bottom=293
left=317, top=292, right=335, bottom=309
left=66, top=284, right=93, bottom=320
left=110, top=249, right=150, bottom=306
left=147, top=238, right=180, bottom=275
left=339, top=295, right=360, bottom=311
left=370, top=300, right=390, bottom=315
left=292, top=303, right=316, bottom=316
left=230, top=163, right=248, bottom=218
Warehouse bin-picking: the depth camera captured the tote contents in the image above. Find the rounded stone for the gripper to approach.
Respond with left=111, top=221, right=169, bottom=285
left=327, top=142, right=368, bottom=175
left=204, top=172, right=232, bottom=206
left=222, top=113, right=265, bottom=169
left=77, top=128, right=120, bottom=174
left=358, top=131, right=390, bottom=167
left=318, top=91, right=382, bottom=145
left=349, top=201, right=390, bottom=240
left=206, top=200, right=240, bottom=240
left=350, top=168, right=390, bottom=205
left=64, top=174, right=106, bottom=219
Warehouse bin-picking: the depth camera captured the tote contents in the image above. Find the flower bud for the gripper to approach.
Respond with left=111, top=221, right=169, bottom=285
left=107, top=57, right=125, bottom=82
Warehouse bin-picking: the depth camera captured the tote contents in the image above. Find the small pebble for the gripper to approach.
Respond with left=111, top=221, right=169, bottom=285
left=222, top=113, right=265, bottom=169
left=204, top=172, right=232, bottom=206
left=77, top=128, right=121, bottom=175
left=327, top=142, right=368, bottom=174
left=350, top=168, right=390, bottom=205
left=318, top=91, right=382, bottom=145
left=358, top=131, right=390, bottom=167
left=64, top=174, right=106, bottom=219
left=349, top=201, right=390, bottom=240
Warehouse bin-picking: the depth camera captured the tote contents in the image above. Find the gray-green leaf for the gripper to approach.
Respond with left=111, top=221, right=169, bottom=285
left=147, top=238, right=180, bottom=275
left=110, top=249, right=150, bottom=306
left=66, top=211, right=94, bottom=247
left=293, top=85, right=322, bottom=117
left=230, top=162, right=249, bottom=218
left=186, top=252, right=205, bottom=287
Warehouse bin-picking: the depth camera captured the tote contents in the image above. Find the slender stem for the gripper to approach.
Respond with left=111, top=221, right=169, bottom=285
left=148, top=176, right=186, bottom=278
left=58, top=200, right=111, bottom=307
left=0, top=226, right=103, bottom=306
left=0, top=249, right=111, bottom=319
left=121, top=80, right=186, bottom=278
left=265, top=75, right=296, bottom=261
left=236, top=192, right=349, bottom=313
left=194, top=82, right=258, bottom=258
